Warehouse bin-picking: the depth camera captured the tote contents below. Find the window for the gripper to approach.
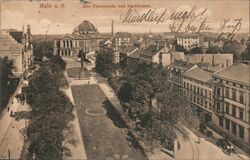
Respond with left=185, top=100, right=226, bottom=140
left=225, top=87, right=230, bottom=98
left=184, top=82, right=186, bottom=88
left=216, top=87, right=221, bottom=96
left=231, top=122, right=236, bottom=135
left=201, top=89, right=203, bottom=96
left=194, top=86, right=196, bottom=93
left=219, top=117, right=223, bottom=128
left=232, top=106, right=236, bottom=117
left=216, top=102, right=221, bottom=110
left=190, top=85, right=193, bottom=91
left=187, top=83, right=189, bottom=90
left=225, top=119, right=230, bottom=130
left=239, top=109, right=244, bottom=120
left=239, top=91, right=244, bottom=104
left=225, top=103, right=230, bottom=114
left=205, top=89, right=207, bottom=97
left=238, top=125, right=244, bottom=139
left=205, top=101, right=207, bottom=108
left=232, top=89, right=237, bottom=101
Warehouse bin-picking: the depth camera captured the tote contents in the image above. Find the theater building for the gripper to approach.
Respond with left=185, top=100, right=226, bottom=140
left=53, top=20, right=104, bottom=56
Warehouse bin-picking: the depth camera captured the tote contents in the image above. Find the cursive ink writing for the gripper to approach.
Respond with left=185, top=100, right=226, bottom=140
left=120, top=8, right=167, bottom=24
left=216, top=18, right=242, bottom=42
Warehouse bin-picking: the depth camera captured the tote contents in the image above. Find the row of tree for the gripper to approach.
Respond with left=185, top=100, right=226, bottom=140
left=17, top=54, right=73, bottom=159
left=108, top=63, right=199, bottom=151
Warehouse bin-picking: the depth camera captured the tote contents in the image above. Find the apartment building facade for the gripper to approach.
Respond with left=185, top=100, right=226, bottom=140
left=182, top=66, right=214, bottom=122
left=213, top=63, right=250, bottom=147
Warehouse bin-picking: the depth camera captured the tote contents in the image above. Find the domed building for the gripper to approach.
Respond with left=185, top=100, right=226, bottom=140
left=73, top=20, right=99, bottom=35
left=53, top=20, right=104, bottom=56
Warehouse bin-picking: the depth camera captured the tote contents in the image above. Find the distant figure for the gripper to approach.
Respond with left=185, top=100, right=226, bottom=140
left=7, top=106, right=10, bottom=112
left=10, top=110, right=13, bottom=117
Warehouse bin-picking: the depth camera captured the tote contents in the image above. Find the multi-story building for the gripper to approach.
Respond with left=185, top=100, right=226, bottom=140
left=182, top=66, right=214, bottom=122
left=53, top=20, right=104, bottom=56
left=0, top=26, right=33, bottom=77
left=213, top=63, right=250, bottom=148
left=139, top=44, right=171, bottom=66
left=115, top=32, right=132, bottom=47
left=99, top=40, right=120, bottom=64
left=168, top=61, right=195, bottom=93
left=176, top=34, right=202, bottom=50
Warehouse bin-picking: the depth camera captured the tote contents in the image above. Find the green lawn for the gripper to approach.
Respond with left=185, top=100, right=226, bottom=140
left=71, top=85, right=147, bottom=160
left=67, top=67, right=91, bottom=79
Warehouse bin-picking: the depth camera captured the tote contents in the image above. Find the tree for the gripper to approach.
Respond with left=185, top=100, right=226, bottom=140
left=114, top=62, right=199, bottom=151
left=175, top=44, right=187, bottom=52
left=222, top=41, right=244, bottom=61
left=117, top=82, right=133, bottom=103
left=96, top=52, right=115, bottom=77
left=33, top=39, right=53, bottom=60
left=206, top=46, right=223, bottom=54
left=240, top=38, right=250, bottom=60
left=189, top=47, right=203, bottom=54
left=17, top=53, right=74, bottom=159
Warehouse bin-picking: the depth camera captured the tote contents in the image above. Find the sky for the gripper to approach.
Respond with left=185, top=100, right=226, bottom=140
left=1, top=0, right=249, bottom=34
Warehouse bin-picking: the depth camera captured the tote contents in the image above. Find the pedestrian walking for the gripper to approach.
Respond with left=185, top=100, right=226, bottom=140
left=10, top=110, right=13, bottom=117
left=7, top=106, right=10, bottom=112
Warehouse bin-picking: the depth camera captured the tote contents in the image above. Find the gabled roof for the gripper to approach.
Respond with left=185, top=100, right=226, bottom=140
left=140, top=45, right=165, bottom=57
left=183, top=67, right=213, bottom=83
left=119, top=46, right=138, bottom=54
left=213, top=63, right=250, bottom=85
left=128, top=50, right=141, bottom=59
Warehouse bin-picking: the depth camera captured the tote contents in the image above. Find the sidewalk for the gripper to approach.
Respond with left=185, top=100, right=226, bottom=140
left=62, top=72, right=87, bottom=160
left=0, top=80, right=29, bottom=159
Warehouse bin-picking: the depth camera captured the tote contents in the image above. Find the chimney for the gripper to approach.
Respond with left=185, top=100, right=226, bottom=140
left=111, top=20, right=114, bottom=37
left=212, top=54, right=215, bottom=66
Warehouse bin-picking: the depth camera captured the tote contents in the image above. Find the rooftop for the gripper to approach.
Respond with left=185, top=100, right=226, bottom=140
left=183, top=67, right=213, bottom=83
left=119, top=46, right=138, bottom=54
left=73, top=20, right=98, bottom=35
left=115, top=32, right=131, bottom=38
left=213, top=63, right=250, bottom=85
left=140, top=45, right=165, bottom=57
left=128, top=50, right=141, bottom=59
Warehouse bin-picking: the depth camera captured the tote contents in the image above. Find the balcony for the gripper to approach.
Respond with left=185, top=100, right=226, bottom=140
left=213, top=94, right=224, bottom=101
left=215, top=110, right=224, bottom=117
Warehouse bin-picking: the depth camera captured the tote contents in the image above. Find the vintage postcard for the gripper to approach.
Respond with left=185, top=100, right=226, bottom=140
left=0, top=0, right=249, bottom=159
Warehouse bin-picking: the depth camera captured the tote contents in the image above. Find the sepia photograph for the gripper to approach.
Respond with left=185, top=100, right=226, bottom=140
left=0, top=0, right=249, bottom=159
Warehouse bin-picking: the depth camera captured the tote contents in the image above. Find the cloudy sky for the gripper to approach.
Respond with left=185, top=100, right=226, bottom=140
left=1, top=0, right=249, bottom=34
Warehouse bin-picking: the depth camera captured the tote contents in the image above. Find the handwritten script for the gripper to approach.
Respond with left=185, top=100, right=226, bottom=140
left=120, top=5, right=243, bottom=40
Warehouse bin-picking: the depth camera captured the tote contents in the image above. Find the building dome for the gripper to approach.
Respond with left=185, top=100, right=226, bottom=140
left=73, top=20, right=98, bottom=35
